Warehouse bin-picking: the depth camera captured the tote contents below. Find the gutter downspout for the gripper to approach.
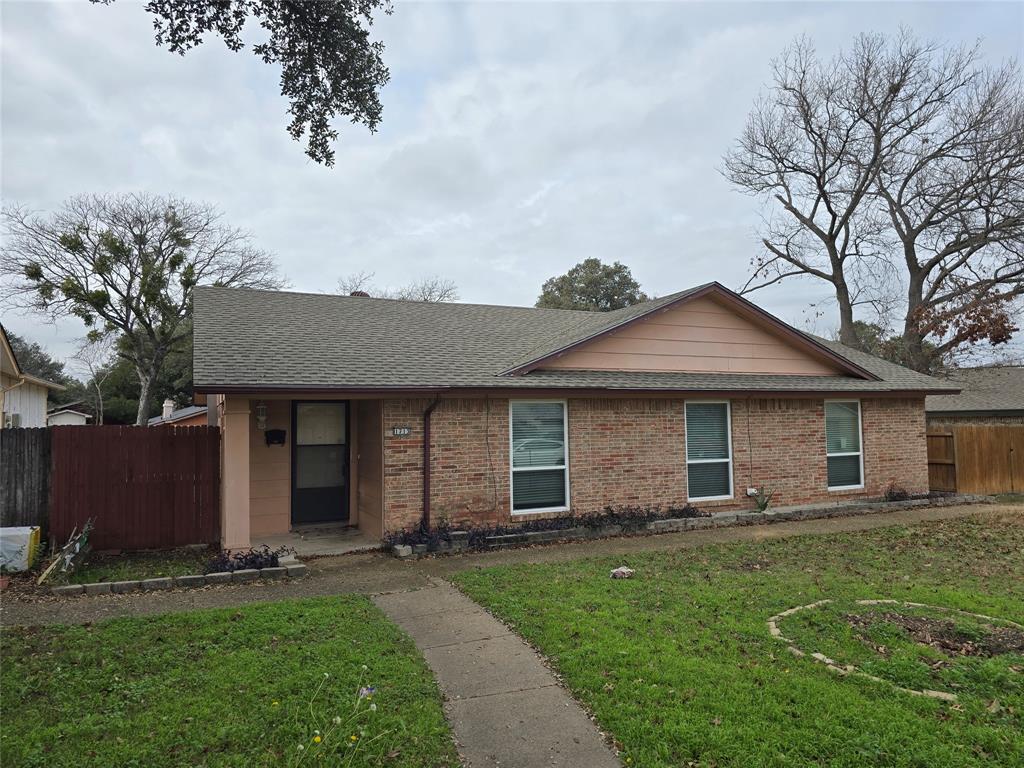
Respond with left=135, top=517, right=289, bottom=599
left=422, top=397, right=442, bottom=530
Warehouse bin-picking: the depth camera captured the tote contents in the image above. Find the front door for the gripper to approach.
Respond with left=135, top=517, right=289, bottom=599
left=291, top=401, right=349, bottom=525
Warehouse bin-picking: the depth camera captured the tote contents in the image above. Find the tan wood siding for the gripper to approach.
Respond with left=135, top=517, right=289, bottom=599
left=542, top=295, right=843, bottom=376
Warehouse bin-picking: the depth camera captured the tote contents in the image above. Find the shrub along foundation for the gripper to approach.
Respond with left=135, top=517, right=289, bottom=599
left=387, top=494, right=989, bottom=558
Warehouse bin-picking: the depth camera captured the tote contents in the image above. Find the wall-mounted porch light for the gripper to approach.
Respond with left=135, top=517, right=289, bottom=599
left=255, top=401, right=268, bottom=431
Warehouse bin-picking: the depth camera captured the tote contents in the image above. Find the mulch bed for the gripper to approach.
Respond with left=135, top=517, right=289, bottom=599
left=846, top=611, right=1024, bottom=658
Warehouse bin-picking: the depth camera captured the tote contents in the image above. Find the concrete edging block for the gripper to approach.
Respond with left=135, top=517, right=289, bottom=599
left=231, top=569, right=260, bottom=583
left=51, top=584, right=84, bottom=597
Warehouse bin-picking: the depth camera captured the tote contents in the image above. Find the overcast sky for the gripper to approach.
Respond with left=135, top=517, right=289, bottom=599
left=2, top=0, right=1022, bottom=368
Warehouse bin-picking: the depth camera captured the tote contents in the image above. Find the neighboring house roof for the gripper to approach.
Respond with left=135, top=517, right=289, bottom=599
left=1, top=323, right=66, bottom=391
left=925, top=366, right=1024, bottom=415
left=148, top=405, right=208, bottom=426
left=47, top=400, right=88, bottom=414
left=193, top=284, right=957, bottom=395
left=47, top=408, right=93, bottom=420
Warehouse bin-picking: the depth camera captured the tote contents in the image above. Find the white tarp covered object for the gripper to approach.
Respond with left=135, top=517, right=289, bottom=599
left=0, top=526, right=41, bottom=572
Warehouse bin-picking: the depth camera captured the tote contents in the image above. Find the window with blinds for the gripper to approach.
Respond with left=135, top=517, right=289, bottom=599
left=510, top=401, right=569, bottom=513
left=825, top=401, right=863, bottom=489
left=685, top=402, right=733, bottom=500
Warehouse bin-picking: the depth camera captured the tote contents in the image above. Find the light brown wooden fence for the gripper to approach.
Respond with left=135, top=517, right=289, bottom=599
left=927, top=425, right=1024, bottom=494
left=926, top=432, right=957, bottom=492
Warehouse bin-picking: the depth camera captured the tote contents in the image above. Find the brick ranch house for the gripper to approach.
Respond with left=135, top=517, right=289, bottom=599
left=193, top=283, right=959, bottom=549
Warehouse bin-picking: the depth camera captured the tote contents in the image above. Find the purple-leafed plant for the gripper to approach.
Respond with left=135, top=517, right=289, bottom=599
left=204, top=544, right=292, bottom=574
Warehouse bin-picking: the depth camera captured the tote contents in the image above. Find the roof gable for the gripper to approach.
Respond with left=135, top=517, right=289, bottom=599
left=504, top=283, right=877, bottom=380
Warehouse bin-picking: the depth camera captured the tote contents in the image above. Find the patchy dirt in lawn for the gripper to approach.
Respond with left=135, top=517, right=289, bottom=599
left=847, top=611, right=1024, bottom=658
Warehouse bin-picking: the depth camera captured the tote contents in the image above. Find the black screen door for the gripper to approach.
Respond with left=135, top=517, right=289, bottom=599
left=291, top=401, right=349, bottom=525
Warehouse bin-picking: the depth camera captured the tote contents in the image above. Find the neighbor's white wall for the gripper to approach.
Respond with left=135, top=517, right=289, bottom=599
left=1, top=378, right=49, bottom=427
left=47, top=411, right=89, bottom=426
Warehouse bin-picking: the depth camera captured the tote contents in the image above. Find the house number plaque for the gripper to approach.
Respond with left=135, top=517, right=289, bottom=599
left=392, top=426, right=412, bottom=437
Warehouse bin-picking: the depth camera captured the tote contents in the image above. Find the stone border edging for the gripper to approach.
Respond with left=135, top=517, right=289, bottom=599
left=50, top=562, right=308, bottom=597
left=391, top=494, right=991, bottom=558
left=766, top=598, right=1024, bottom=702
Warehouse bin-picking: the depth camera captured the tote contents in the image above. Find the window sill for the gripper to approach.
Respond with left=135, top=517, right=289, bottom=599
left=511, top=506, right=570, bottom=516
left=688, top=494, right=734, bottom=503
left=828, top=485, right=865, bottom=492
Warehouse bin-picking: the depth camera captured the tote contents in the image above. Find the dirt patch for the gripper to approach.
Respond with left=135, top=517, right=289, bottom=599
left=846, top=611, right=1024, bottom=658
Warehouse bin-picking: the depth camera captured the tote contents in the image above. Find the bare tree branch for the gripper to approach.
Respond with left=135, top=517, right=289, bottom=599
left=336, top=272, right=459, bottom=302
left=724, top=30, right=1024, bottom=371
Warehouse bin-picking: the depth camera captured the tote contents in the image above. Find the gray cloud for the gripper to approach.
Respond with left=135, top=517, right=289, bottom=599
left=2, top=0, right=1021, bottom=365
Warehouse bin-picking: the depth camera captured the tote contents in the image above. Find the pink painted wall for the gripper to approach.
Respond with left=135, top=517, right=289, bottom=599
left=249, top=400, right=291, bottom=538
left=542, top=295, right=842, bottom=375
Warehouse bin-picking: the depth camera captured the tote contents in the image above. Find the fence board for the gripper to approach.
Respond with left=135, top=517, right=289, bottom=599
left=0, top=428, right=52, bottom=529
left=926, top=432, right=957, bottom=493
left=49, top=425, right=220, bottom=550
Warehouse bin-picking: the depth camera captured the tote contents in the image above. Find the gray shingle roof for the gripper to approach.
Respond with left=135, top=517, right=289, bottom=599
left=925, top=366, right=1024, bottom=413
left=193, top=285, right=957, bottom=395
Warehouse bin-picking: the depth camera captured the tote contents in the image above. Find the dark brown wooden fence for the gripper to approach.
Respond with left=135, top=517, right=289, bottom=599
left=49, top=425, right=220, bottom=550
left=927, top=425, right=1024, bottom=495
left=0, top=428, right=51, bottom=530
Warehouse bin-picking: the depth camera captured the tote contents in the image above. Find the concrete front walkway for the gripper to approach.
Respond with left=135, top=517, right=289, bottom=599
left=374, top=581, right=621, bottom=768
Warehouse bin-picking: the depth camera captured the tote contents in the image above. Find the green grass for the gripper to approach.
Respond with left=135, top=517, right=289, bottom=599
left=454, top=510, right=1024, bottom=768
left=52, top=547, right=212, bottom=584
left=1, top=596, right=457, bottom=767
left=994, top=493, right=1024, bottom=505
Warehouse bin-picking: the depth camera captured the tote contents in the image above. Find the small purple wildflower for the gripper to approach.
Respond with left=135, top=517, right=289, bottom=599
left=358, top=686, right=376, bottom=699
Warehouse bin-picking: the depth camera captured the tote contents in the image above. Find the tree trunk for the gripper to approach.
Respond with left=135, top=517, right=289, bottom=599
left=135, top=370, right=154, bottom=426
left=901, top=247, right=932, bottom=373
left=835, top=279, right=859, bottom=347
left=94, top=383, right=104, bottom=426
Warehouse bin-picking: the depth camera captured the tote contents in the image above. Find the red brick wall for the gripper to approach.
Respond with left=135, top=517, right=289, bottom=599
left=381, top=396, right=929, bottom=532
left=568, top=399, right=686, bottom=512
left=382, top=398, right=510, bottom=531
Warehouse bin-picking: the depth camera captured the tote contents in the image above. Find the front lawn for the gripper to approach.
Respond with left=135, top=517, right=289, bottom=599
left=1, top=596, right=457, bottom=767
left=455, top=510, right=1024, bottom=767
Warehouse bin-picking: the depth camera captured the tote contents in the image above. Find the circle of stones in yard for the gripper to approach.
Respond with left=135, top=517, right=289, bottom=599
left=765, top=599, right=1024, bottom=702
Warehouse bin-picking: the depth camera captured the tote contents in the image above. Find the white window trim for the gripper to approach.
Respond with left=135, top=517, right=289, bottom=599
left=685, top=400, right=734, bottom=502
left=825, top=399, right=865, bottom=491
left=509, top=399, right=570, bottom=515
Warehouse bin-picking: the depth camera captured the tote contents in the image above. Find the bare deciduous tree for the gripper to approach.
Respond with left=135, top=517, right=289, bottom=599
left=2, top=193, right=285, bottom=424
left=725, top=31, right=1024, bottom=370
left=70, top=334, right=116, bottom=425
left=337, top=272, right=459, bottom=302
